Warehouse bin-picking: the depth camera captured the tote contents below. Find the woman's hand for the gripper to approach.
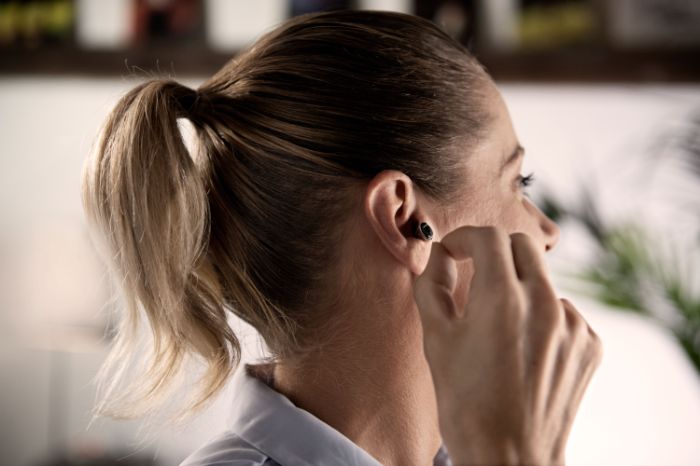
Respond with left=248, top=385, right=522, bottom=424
left=413, top=225, right=603, bottom=466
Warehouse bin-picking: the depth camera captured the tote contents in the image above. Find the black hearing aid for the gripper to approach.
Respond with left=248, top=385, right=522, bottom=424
left=414, top=222, right=433, bottom=241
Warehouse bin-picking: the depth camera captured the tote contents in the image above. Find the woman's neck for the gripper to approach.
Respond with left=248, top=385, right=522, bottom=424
left=263, top=290, right=443, bottom=466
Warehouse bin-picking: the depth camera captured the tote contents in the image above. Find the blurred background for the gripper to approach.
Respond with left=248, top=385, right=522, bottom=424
left=1, top=0, right=699, bottom=465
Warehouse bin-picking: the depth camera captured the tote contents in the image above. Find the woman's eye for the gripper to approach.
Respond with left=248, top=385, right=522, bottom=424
left=517, top=172, right=535, bottom=195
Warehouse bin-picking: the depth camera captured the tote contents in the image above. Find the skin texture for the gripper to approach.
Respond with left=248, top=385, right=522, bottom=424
left=264, top=80, right=600, bottom=466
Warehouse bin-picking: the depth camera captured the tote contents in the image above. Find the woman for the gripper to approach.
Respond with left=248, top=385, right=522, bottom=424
left=81, top=9, right=603, bottom=466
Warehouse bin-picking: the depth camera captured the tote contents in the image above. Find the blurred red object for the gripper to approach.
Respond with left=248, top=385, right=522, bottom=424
left=132, top=0, right=203, bottom=45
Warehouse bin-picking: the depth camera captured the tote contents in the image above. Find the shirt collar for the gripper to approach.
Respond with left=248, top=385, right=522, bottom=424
left=229, top=362, right=452, bottom=466
left=230, top=362, right=383, bottom=466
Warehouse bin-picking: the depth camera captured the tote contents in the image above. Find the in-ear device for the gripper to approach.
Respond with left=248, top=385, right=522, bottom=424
left=415, top=222, right=433, bottom=241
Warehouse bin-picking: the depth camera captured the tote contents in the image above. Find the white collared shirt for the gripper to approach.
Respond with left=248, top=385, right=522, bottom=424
left=180, top=362, right=454, bottom=466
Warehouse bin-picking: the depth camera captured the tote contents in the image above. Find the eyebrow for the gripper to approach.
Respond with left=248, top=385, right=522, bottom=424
left=499, top=144, right=524, bottom=177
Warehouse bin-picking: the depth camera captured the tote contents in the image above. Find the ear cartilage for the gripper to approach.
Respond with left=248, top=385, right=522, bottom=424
left=415, top=222, right=433, bottom=241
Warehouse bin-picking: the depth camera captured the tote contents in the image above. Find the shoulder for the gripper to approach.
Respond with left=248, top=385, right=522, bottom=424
left=179, top=430, right=279, bottom=466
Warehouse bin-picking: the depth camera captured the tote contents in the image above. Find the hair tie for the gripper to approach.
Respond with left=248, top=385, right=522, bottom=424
left=177, top=86, right=208, bottom=120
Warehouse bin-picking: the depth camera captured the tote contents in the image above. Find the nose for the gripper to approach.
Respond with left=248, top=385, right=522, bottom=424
left=540, top=211, right=560, bottom=252
left=524, top=197, right=561, bottom=252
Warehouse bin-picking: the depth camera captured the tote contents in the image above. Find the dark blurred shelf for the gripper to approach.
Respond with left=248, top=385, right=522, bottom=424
left=1, top=45, right=699, bottom=82
left=0, top=44, right=234, bottom=79
left=476, top=48, right=700, bottom=83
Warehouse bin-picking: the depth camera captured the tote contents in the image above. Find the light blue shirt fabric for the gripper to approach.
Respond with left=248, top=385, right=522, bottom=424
left=180, top=362, right=454, bottom=466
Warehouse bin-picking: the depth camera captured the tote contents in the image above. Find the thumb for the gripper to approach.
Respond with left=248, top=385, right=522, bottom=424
left=413, top=241, right=460, bottom=327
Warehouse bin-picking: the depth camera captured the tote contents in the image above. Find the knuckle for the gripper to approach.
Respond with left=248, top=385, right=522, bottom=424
left=492, top=226, right=511, bottom=245
left=527, top=293, right=563, bottom=339
left=587, top=324, right=602, bottom=342
left=571, top=313, right=588, bottom=338
left=588, top=328, right=604, bottom=361
left=509, top=231, right=532, bottom=247
left=415, top=280, right=456, bottom=328
left=501, top=286, right=527, bottom=319
left=536, top=289, right=564, bottom=328
left=561, top=299, right=588, bottom=337
left=479, top=225, right=508, bottom=245
left=528, top=279, right=559, bottom=305
left=478, top=224, right=499, bottom=235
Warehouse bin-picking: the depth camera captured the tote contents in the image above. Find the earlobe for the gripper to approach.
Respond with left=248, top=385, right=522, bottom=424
left=363, top=170, right=429, bottom=275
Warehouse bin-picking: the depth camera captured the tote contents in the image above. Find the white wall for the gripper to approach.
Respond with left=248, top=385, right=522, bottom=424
left=1, top=77, right=699, bottom=465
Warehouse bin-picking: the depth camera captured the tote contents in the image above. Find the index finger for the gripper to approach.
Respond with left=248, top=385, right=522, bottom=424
left=440, top=225, right=519, bottom=299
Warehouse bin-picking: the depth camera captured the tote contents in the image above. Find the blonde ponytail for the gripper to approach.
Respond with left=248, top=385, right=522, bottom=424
left=82, top=79, right=240, bottom=419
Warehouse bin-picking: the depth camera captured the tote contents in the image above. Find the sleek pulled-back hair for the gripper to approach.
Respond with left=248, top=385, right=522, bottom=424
left=81, top=9, right=492, bottom=419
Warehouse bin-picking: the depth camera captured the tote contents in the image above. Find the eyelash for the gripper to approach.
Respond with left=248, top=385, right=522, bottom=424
left=517, top=172, right=535, bottom=193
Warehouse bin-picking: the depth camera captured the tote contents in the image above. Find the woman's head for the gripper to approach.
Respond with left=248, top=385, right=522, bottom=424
left=81, top=9, right=554, bottom=419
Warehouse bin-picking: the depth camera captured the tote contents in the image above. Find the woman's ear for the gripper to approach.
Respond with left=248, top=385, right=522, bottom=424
left=363, top=170, right=432, bottom=275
